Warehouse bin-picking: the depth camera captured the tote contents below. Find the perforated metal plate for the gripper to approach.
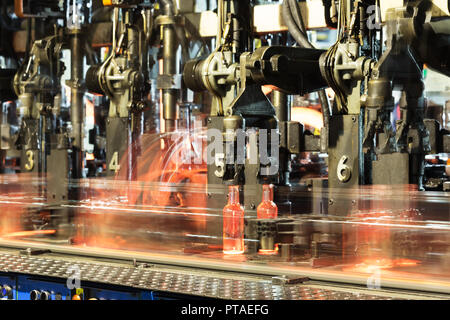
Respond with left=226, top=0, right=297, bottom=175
left=0, top=252, right=410, bottom=300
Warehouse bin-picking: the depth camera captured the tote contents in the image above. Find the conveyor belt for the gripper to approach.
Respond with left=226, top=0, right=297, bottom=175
left=0, top=250, right=445, bottom=300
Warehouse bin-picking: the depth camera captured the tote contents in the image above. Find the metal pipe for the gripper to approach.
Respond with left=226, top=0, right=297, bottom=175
left=69, top=32, right=84, bottom=179
left=216, top=0, right=224, bottom=46
left=162, top=21, right=178, bottom=132
left=273, top=90, right=290, bottom=123
left=160, top=0, right=175, bottom=16
left=126, top=11, right=139, bottom=65
left=159, top=0, right=179, bottom=132
left=273, top=90, right=291, bottom=185
left=128, top=10, right=143, bottom=180
left=281, top=0, right=330, bottom=127
left=0, top=104, right=3, bottom=173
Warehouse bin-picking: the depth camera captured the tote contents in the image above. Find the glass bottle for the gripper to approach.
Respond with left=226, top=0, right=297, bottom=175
left=223, top=185, right=245, bottom=255
left=257, top=184, right=278, bottom=255
left=257, top=184, right=278, bottom=219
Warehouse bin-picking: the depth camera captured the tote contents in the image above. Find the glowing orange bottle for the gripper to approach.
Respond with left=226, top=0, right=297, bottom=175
left=223, top=186, right=245, bottom=255
left=257, top=184, right=278, bottom=219
left=257, top=184, right=278, bottom=255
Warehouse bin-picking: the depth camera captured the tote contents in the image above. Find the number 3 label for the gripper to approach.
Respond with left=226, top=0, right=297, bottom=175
left=25, top=150, right=34, bottom=171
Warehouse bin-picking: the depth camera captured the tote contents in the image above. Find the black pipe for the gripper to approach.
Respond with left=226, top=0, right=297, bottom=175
left=318, top=90, right=330, bottom=127
left=282, top=0, right=331, bottom=127
left=69, top=32, right=85, bottom=179
left=282, top=0, right=311, bottom=49
left=273, top=90, right=292, bottom=185
left=288, top=0, right=306, bottom=33
left=232, top=0, right=252, bottom=55
left=273, top=90, right=290, bottom=123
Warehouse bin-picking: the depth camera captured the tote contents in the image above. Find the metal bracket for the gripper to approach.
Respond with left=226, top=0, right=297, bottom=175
left=272, top=275, right=310, bottom=285
left=157, top=74, right=182, bottom=90
left=19, top=248, right=51, bottom=257
left=155, top=15, right=185, bottom=26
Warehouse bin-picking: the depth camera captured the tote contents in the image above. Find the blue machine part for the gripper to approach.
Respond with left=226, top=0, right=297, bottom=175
left=16, top=275, right=71, bottom=300
left=0, top=272, right=176, bottom=300
left=0, top=275, right=17, bottom=300
left=85, top=287, right=154, bottom=300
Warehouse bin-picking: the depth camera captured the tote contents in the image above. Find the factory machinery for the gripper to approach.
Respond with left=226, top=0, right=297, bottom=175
left=0, top=0, right=448, bottom=300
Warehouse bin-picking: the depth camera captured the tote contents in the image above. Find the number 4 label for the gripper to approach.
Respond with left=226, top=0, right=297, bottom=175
left=109, top=151, right=121, bottom=173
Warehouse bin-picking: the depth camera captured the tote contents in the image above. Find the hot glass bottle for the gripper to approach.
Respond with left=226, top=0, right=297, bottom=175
left=223, top=186, right=245, bottom=255
left=257, top=184, right=278, bottom=219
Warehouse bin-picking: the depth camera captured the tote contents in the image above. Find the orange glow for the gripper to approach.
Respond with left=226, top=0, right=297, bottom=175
left=74, top=112, right=209, bottom=251
left=262, top=85, right=277, bottom=95
left=258, top=244, right=279, bottom=256
left=1, top=229, right=56, bottom=238
left=359, top=258, right=394, bottom=269
left=395, top=259, right=420, bottom=267
left=258, top=250, right=277, bottom=255
left=86, top=153, right=95, bottom=161
left=291, top=107, right=324, bottom=129
left=257, top=184, right=278, bottom=219
left=86, top=98, right=95, bottom=120
left=223, top=186, right=245, bottom=255
left=344, top=258, right=420, bottom=273
left=343, top=207, right=423, bottom=274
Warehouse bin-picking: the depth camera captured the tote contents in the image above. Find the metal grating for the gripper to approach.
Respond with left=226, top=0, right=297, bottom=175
left=0, top=252, right=395, bottom=300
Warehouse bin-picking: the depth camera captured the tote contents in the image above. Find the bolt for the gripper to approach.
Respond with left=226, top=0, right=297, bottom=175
left=329, top=199, right=334, bottom=206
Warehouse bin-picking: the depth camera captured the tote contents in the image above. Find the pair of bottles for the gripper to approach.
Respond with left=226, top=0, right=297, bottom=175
left=223, top=184, right=278, bottom=255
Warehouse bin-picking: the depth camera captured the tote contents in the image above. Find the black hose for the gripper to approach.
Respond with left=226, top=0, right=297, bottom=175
left=282, top=0, right=331, bottom=127
left=282, top=0, right=311, bottom=48
left=318, top=89, right=330, bottom=127
left=288, top=0, right=306, bottom=34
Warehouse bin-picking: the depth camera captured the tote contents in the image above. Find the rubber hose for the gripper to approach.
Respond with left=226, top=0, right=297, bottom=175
left=282, top=0, right=331, bottom=126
